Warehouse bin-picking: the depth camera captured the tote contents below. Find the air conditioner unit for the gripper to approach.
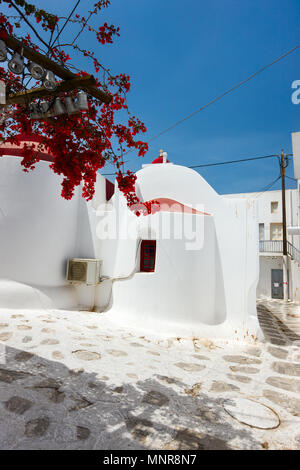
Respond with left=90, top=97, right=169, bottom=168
left=66, top=258, right=102, bottom=285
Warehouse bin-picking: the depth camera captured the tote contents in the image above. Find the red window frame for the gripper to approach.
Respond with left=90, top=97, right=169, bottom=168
left=140, top=240, right=156, bottom=272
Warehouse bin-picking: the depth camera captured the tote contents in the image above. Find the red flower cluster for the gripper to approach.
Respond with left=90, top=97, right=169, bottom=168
left=0, top=1, right=152, bottom=215
left=0, top=13, right=13, bottom=38
left=108, top=73, right=131, bottom=93
left=51, top=48, right=71, bottom=64
left=116, top=171, right=160, bottom=216
left=97, top=23, right=120, bottom=45
left=128, top=116, right=147, bottom=136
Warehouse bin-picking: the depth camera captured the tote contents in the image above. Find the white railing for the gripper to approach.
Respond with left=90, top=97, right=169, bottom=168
left=259, top=240, right=300, bottom=264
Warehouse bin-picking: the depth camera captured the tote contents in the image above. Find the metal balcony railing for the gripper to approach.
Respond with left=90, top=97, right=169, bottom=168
left=259, top=240, right=283, bottom=253
left=287, top=241, right=300, bottom=265
left=259, top=240, right=300, bottom=264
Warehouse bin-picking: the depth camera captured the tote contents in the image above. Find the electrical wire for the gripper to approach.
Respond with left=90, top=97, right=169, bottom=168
left=144, top=43, right=300, bottom=145
left=286, top=175, right=297, bottom=182
left=102, top=167, right=289, bottom=201
left=189, top=154, right=280, bottom=169
left=254, top=175, right=282, bottom=198
left=122, top=43, right=300, bottom=171
left=102, top=153, right=292, bottom=175
left=50, top=0, right=81, bottom=49
left=100, top=153, right=293, bottom=177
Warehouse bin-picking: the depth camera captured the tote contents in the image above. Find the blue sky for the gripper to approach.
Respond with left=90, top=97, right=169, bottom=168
left=3, top=0, right=300, bottom=193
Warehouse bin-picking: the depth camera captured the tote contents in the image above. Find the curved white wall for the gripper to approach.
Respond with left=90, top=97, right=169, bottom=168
left=0, top=153, right=259, bottom=340
left=109, top=213, right=227, bottom=328
left=0, top=156, right=79, bottom=286
left=0, top=155, right=106, bottom=310
left=100, top=163, right=260, bottom=339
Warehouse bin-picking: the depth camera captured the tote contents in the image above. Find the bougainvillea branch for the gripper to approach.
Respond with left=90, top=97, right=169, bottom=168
left=0, top=0, right=153, bottom=214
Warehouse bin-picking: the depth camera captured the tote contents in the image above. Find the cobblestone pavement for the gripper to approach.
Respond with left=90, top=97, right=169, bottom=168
left=0, top=303, right=299, bottom=450
left=257, top=299, right=300, bottom=346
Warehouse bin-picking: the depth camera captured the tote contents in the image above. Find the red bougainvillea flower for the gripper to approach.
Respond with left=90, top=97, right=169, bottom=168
left=0, top=0, right=153, bottom=215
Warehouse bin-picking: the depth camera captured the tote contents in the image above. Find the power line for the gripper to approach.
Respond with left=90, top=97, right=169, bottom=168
left=102, top=171, right=285, bottom=198
left=145, top=43, right=300, bottom=145
left=101, top=153, right=293, bottom=176
left=123, top=43, right=300, bottom=171
left=254, top=175, right=282, bottom=198
left=189, top=154, right=280, bottom=169
left=286, top=175, right=297, bottom=182
left=50, top=0, right=81, bottom=49
left=223, top=175, right=281, bottom=199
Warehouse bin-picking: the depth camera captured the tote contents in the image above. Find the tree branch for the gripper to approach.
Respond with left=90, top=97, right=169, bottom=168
left=9, top=0, right=51, bottom=51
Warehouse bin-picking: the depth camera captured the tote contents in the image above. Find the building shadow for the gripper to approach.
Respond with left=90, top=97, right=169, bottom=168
left=0, top=344, right=261, bottom=450
left=257, top=302, right=300, bottom=346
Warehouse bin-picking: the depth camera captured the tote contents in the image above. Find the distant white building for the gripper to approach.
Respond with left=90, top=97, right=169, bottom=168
left=225, top=187, right=300, bottom=301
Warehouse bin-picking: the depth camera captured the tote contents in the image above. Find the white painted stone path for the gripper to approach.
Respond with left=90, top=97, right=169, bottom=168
left=0, top=302, right=299, bottom=449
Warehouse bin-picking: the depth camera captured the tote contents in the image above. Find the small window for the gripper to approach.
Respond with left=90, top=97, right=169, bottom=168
left=270, top=223, right=283, bottom=240
left=271, top=201, right=278, bottom=214
left=259, top=223, right=265, bottom=241
left=140, top=240, right=156, bottom=272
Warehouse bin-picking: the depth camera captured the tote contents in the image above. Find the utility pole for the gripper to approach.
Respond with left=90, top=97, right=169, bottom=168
left=281, top=149, right=289, bottom=300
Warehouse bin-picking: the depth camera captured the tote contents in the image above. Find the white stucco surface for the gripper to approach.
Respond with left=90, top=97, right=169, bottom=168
left=0, top=154, right=260, bottom=340
left=225, top=189, right=300, bottom=249
left=98, top=163, right=260, bottom=340
left=292, top=131, right=300, bottom=181
left=225, top=188, right=300, bottom=302
left=257, top=257, right=283, bottom=299
left=0, top=156, right=106, bottom=310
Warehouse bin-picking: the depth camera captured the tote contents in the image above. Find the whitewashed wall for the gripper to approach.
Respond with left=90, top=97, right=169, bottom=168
left=289, top=258, right=300, bottom=301
left=257, top=257, right=283, bottom=299
left=225, top=189, right=299, bottom=249
left=99, top=164, right=260, bottom=340
left=226, top=188, right=300, bottom=301
left=0, top=155, right=260, bottom=340
left=0, top=155, right=106, bottom=310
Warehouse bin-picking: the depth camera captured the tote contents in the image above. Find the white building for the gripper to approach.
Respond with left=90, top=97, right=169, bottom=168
left=0, top=136, right=261, bottom=340
left=97, top=157, right=259, bottom=339
left=223, top=131, right=300, bottom=302
left=225, top=187, right=300, bottom=301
